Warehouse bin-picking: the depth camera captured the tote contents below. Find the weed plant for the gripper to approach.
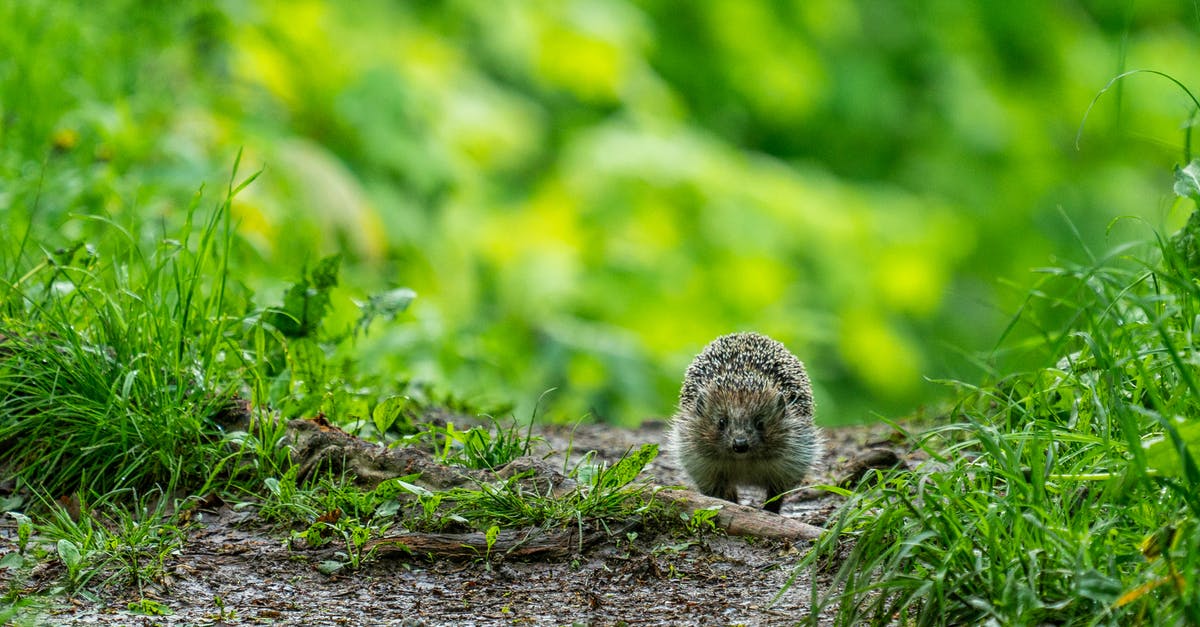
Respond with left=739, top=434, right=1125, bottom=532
left=34, top=488, right=187, bottom=602
left=800, top=170, right=1200, bottom=625
left=395, top=414, right=540, bottom=470
left=391, top=443, right=663, bottom=542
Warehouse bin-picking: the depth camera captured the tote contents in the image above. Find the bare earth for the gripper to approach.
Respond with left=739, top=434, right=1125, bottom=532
left=1, top=422, right=895, bottom=626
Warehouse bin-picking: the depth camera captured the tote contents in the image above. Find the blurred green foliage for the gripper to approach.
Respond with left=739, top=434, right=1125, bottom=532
left=2, top=0, right=1198, bottom=424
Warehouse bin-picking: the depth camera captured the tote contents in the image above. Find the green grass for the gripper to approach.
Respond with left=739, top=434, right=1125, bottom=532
left=440, top=443, right=662, bottom=532
left=242, top=442, right=663, bottom=573
left=0, top=146, right=667, bottom=604
left=0, top=156, right=263, bottom=496
left=258, top=442, right=662, bottom=536
left=799, top=186, right=1200, bottom=625
left=36, top=489, right=187, bottom=600
left=0, top=151, right=668, bottom=612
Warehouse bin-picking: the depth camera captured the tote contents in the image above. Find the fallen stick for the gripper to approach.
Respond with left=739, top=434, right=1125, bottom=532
left=653, top=489, right=825, bottom=541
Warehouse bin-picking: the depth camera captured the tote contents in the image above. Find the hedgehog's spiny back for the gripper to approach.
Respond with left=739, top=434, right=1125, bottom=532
left=678, top=332, right=814, bottom=419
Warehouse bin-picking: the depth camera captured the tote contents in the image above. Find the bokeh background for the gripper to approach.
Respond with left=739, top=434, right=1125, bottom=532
left=3, top=0, right=1199, bottom=425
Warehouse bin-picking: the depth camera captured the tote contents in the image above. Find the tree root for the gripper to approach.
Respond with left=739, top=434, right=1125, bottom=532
left=284, top=416, right=490, bottom=490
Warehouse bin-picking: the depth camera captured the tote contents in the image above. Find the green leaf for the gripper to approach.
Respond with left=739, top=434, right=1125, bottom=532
left=375, top=499, right=401, bottom=518
left=0, top=494, right=25, bottom=512
left=317, top=560, right=346, bottom=576
left=127, top=599, right=172, bottom=616
left=310, top=253, right=342, bottom=290
left=485, top=524, right=500, bottom=552
left=57, top=539, right=82, bottom=570
left=1175, top=159, right=1200, bottom=201
left=372, top=395, right=412, bottom=435
left=1145, top=418, right=1200, bottom=479
left=395, top=480, right=434, bottom=498
left=363, top=288, right=415, bottom=318
left=0, top=552, right=24, bottom=569
left=11, top=512, right=32, bottom=552
left=289, top=338, right=327, bottom=398
left=8, top=511, right=32, bottom=530
left=120, top=369, right=139, bottom=400
left=597, top=444, right=658, bottom=490
left=266, top=254, right=343, bottom=338
left=1074, top=568, right=1122, bottom=604
left=356, top=287, right=416, bottom=336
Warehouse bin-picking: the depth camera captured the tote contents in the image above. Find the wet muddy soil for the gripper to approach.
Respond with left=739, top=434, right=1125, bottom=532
left=1, top=422, right=899, bottom=626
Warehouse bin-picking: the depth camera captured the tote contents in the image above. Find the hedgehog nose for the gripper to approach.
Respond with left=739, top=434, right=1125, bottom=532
left=732, top=438, right=750, bottom=453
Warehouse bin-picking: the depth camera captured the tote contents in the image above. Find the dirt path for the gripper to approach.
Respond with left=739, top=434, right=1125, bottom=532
left=2, top=422, right=894, bottom=626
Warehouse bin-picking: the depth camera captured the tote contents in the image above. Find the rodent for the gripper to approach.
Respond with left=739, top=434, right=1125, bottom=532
left=668, top=332, right=822, bottom=514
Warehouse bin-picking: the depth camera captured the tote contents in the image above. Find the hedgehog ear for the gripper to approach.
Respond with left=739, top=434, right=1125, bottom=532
left=772, top=391, right=789, bottom=415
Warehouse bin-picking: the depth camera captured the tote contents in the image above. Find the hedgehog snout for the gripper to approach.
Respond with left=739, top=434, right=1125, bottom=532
left=724, top=418, right=759, bottom=454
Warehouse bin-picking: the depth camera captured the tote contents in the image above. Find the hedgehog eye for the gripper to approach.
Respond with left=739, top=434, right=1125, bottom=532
left=754, top=417, right=765, bottom=431
left=717, top=417, right=727, bottom=431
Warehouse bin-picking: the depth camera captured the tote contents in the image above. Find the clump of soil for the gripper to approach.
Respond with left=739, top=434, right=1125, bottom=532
left=0, top=420, right=903, bottom=626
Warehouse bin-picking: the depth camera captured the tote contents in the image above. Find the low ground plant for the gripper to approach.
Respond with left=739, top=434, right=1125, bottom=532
left=30, top=488, right=186, bottom=605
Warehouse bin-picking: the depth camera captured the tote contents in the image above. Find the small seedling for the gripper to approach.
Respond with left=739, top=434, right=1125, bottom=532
left=484, top=524, right=501, bottom=562
left=10, top=512, right=33, bottom=555
left=127, top=598, right=171, bottom=616
left=681, top=506, right=721, bottom=535
left=209, top=595, right=237, bottom=621
left=56, top=540, right=87, bottom=594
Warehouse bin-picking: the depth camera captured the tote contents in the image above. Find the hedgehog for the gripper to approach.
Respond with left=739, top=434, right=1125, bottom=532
left=668, top=332, right=822, bottom=514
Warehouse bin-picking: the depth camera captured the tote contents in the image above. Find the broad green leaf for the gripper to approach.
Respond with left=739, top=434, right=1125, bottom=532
left=1074, top=568, right=1122, bottom=604
left=1174, top=159, right=1200, bottom=201
left=317, top=560, right=346, bottom=575
left=598, top=443, right=658, bottom=489
left=1144, top=418, right=1200, bottom=479
left=485, top=524, right=500, bottom=551
left=8, top=511, right=32, bottom=530
left=375, top=499, right=401, bottom=518
left=372, top=395, right=412, bottom=435
left=395, top=480, right=433, bottom=498
left=361, top=288, right=416, bottom=319
left=355, top=287, right=416, bottom=336
left=57, top=539, right=82, bottom=570
left=0, top=552, right=23, bottom=569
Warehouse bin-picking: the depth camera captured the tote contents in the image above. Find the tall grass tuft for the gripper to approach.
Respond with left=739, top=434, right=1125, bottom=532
left=801, top=191, right=1200, bottom=625
left=0, top=155, right=262, bottom=495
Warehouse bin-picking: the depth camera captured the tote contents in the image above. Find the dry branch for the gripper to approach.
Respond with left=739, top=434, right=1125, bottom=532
left=653, top=489, right=824, bottom=541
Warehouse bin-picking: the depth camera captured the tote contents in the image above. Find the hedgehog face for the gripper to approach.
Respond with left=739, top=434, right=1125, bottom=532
left=693, top=381, right=789, bottom=457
